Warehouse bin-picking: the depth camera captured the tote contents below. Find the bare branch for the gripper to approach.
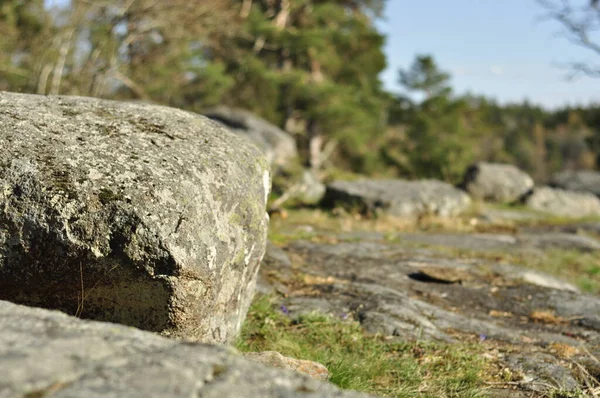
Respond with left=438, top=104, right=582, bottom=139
left=537, top=0, right=600, bottom=77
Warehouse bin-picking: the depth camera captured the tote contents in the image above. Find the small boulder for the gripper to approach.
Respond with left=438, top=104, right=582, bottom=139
left=323, top=179, right=471, bottom=217
left=550, top=169, right=600, bottom=197
left=203, top=106, right=298, bottom=169
left=296, top=169, right=326, bottom=205
left=524, top=186, right=600, bottom=218
left=461, top=162, right=534, bottom=203
left=0, top=92, right=270, bottom=343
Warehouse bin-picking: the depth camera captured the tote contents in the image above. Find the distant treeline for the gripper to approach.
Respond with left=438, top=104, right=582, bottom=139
left=1, top=0, right=598, bottom=182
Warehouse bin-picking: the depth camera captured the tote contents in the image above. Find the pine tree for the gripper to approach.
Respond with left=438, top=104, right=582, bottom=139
left=210, top=0, right=389, bottom=173
left=396, top=55, right=477, bottom=182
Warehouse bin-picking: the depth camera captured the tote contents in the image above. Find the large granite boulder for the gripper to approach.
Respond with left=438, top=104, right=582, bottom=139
left=0, top=92, right=270, bottom=343
left=460, top=162, right=534, bottom=203
left=524, top=186, right=600, bottom=218
left=550, top=170, right=600, bottom=197
left=0, top=300, right=366, bottom=398
left=203, top=106, right=298, bottom=169
left=323, top=179, right=471, bottom=217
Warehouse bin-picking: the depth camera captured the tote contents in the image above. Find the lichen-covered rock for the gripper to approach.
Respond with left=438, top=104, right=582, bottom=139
left=550, top=169, right=600, bottom=197
left=203, top=106, right=298, bottom=169
left=524, top=186, right=600, bottom=218
left=0, top=92, right=270, bottom=343
left=0, top=300, right=367, bottom=398
left=323, top=179, right=471, bottom=217
left=461, top=162, right=534, bottom=203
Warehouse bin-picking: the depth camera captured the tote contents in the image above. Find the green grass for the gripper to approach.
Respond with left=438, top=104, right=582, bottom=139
left=236, top=295, right=488, bottom=397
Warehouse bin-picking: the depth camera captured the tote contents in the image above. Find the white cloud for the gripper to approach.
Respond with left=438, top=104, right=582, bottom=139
left=489, top=65, right=504, bottom=76
left=452, top=67, right=470, bottom=76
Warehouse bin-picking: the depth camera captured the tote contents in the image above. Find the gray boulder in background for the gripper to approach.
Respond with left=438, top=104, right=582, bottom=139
left=461, top=162, right=534, bottom=203
left=0, top=92, right=270, bottom=343
left=524, top=186, right=600, bottom=218
left=297, top=169, right=327, bottom=205
left=0, top=300, right=367, bottom=398
left=550, top=170, right=600, bottom=197
left=323, top=179, right=471, bottom=217
left=203, top=106, right=298, bottom=169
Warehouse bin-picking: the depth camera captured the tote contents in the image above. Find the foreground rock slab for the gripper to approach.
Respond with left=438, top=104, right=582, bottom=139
left=0, top=92, right=270, bottom=343
left=323, top=179, right=471, bottom=217
left=461, top=162, right=534, bottom=203
left=0, top=300, right=366, bottom=398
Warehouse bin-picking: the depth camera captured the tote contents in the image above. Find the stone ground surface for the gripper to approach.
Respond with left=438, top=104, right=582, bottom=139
left=260, top=215, right=600, bottom=397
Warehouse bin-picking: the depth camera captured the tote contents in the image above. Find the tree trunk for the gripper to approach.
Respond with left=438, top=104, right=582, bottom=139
left=50, top=28, right=75, bottom=95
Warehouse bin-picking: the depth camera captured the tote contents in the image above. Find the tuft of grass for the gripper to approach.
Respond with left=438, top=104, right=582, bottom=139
left=237, top=295, right=489, bottom=397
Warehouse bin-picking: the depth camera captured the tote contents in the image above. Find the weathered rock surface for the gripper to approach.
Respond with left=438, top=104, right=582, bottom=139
left=505, top=353, right=580, bottom=394
left=524, top=186, right=600, bottom=218
left=244, top=351, right=329, bottom=381
left=461, top=162, right=534, bottom=203
left=0, top=300, right=366, bottom=398
left=323, top=179, right=471, bottom=217
left=259, top=230, right=600, bottom=395
left=551, top=169, right=600, bottom=197
left=0, top=92, right=270, bottom=343
left=397, top=231, right=600, bottom=253
left=203, top=106, right=298, bottom=168
left=523, top=221, right=600, bottom=236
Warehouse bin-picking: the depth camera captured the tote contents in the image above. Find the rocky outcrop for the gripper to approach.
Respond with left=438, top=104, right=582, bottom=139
left=0, top=300, right=366, bottom=398
left=259, top=227, right=600, bottom=395
left=551, top=169, right=600, bottom=197
left=461, top=162, right=534, bottom=203
left=0, top=92, right=270, bottom=343
left=203, top=106, right=298, bottom=169
left=524, top=186, right=600, bottom=218
left=323, top=179, right=471, bottom=217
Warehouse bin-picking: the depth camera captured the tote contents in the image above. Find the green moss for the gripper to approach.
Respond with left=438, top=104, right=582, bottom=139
left=61, top=108, right=81, bottom=117
left=98, top=188, right=123, bottom=205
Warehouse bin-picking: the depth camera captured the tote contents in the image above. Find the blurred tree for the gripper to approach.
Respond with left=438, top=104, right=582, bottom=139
left=210, top=0, right=389, bottom=173
left=0, top=0, right=53, bottom=92
left=1, top=0, right=236, bottom=103
left=399, top=55, right=451, bottom=99
left=536, top=0, right=600, bottom=78
left=393, top=54, right=478, bottom=183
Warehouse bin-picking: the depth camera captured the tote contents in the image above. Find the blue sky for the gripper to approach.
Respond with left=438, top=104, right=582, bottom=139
left=378, top=0, right=600, bottom=108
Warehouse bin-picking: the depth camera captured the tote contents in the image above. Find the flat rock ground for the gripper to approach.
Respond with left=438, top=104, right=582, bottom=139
left=258, top=208, right=600, bottom=397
